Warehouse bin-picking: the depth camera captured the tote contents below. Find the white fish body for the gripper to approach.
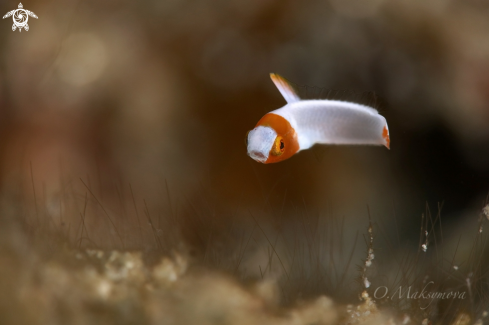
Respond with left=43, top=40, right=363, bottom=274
left=247, top=74, right=390, bottom=164
left=273, top=99, right=388, bottom=150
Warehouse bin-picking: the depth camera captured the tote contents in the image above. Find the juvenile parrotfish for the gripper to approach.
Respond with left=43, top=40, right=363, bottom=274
left=246, top=73, right=390, bottom=164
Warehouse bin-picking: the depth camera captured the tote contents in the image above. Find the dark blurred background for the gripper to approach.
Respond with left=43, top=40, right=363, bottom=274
left=1, top=0, right=489, bottom=304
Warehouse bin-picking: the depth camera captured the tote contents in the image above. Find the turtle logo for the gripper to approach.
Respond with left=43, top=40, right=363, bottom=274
left=3, top=3, right=38, bottom=32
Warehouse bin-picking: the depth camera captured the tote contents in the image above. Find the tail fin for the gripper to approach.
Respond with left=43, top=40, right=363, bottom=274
left=382, top=125, right=390, bottom=149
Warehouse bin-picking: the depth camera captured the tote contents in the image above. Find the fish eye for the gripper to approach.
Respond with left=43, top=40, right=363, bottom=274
left=271, top=136, right=285, bottom=156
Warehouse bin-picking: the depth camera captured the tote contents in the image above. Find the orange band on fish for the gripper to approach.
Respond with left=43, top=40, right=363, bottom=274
left=251, top=113, right=300, bottom=164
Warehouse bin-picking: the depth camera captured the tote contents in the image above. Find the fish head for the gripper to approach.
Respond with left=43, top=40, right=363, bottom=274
left=246, top=113, right=300, bottom=164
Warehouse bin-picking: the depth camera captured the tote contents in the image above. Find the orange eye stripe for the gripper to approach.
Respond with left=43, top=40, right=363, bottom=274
left=255, top=113, right=300, bottom=163
left=271, top=136, right=284, bottom=156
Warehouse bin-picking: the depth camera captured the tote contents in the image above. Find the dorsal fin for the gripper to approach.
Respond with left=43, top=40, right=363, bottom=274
left=270, top=73, right=301, bottom=104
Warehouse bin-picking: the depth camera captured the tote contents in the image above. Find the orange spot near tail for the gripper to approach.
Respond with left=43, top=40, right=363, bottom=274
left=382, top=125, right=390, bottom=150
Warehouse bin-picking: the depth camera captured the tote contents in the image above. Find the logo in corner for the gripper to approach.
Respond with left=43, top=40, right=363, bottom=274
left=3, top=3, right=38, bottom=32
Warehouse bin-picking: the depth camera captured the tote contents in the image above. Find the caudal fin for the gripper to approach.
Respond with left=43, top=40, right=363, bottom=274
left=382, top=125, right=390, bottom=149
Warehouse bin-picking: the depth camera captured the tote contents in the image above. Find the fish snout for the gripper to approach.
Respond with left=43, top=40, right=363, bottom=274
left=246, top=126, right=277, bottom=164
left=248, top=150, right=267, bottom=163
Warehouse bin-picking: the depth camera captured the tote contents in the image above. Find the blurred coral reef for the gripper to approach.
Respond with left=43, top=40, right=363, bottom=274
left=0, top=0, right=489, bottom=323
